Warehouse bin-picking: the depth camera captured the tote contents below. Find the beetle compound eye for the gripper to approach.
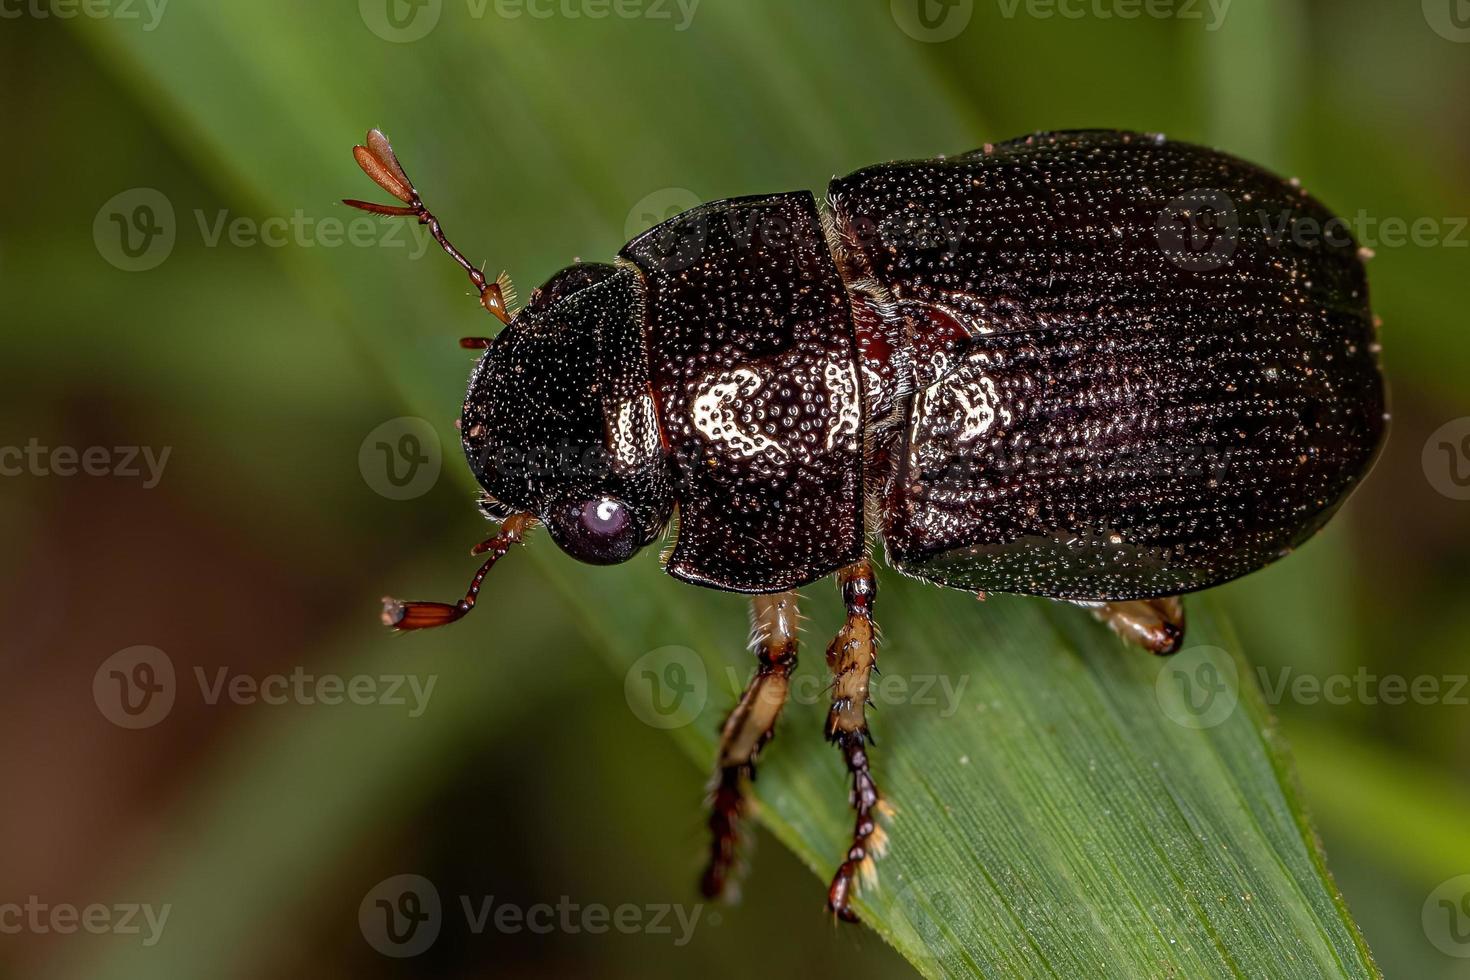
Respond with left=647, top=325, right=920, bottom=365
left=582, top=496, right=630, bottom=536
left=549, top=495, right=641, bottom=565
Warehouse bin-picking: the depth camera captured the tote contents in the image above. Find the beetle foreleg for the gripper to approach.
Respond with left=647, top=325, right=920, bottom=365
left=379, top=513, right=534, bottom=631
left=1078, top=597, right=1186, bottom=655
left=701, top=591, right=801, bottom=902
left=824, top=559, right=890, bottom=923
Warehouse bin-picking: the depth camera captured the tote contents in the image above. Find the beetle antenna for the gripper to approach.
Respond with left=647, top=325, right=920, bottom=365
left=344, top=127, right=511, bottom=326
left=380, top=514, right=535, bottom=631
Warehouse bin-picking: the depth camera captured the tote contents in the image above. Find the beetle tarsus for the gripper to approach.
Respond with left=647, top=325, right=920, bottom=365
left=381, top=597, right=470, bottom=630
left=700, top=765, right=747, bottom=902
left=701, top=591, right=801, bottom=902
left=825, top=729, right=890, bottom=923
left=1080, top=597, right=1186, bottom=655
left=822, top=560, right=888, bottom=923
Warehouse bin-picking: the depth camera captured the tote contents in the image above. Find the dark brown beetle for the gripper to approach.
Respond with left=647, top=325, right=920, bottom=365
left=345, top=128, right=1385, bottom=922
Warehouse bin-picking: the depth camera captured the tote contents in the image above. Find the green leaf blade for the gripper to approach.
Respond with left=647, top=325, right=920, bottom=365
left=533, top=553, right=1377, bottom=979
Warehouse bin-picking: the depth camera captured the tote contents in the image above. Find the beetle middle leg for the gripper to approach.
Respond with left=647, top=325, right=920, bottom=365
left=701, top=590, right=801, bottom=902
left=824, top=559, right=890, bottom=922
left=1079, top=596, right=1186, bottom=654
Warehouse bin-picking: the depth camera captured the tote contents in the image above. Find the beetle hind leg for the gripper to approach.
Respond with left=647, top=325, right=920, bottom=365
left=824, top=559, right=892, bottom=922
left=701, top=591, right=800, bottom=902
left=1079, top=596, right=1186, bottom=655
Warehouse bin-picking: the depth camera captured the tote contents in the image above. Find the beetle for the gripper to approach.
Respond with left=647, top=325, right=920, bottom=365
left=344, top=127, right=1386, bottom=922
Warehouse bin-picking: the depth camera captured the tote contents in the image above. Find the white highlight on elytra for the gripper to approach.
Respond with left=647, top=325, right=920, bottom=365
left=953, top=374, right=1009, bottom=443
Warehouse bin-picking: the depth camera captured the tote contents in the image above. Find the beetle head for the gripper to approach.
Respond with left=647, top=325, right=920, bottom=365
left=461, top=262, right=673, bottom=565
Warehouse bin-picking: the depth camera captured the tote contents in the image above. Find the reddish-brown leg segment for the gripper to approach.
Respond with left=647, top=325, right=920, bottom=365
left=380, top=514, right=534, bottom=631
left=824, top=559, right=889, bottom=922
left=1079, top=596, right=1186, bottom=654
left=701, top=591, right=800, bottom=902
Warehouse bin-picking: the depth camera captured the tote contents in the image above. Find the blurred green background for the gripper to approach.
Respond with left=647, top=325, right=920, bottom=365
left=1, top=0, right=1466, bottom=976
